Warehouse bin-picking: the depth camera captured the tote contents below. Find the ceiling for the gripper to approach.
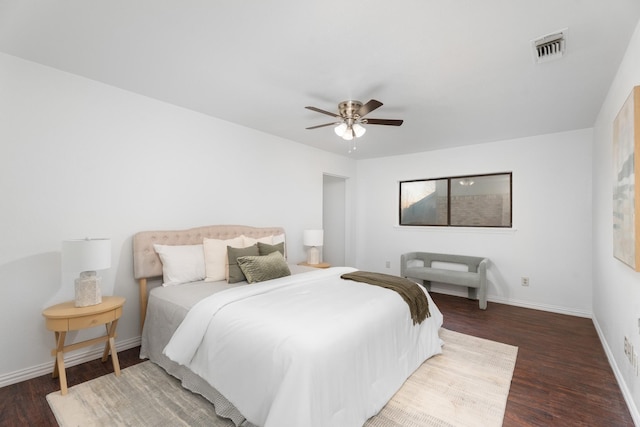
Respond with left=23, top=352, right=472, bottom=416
left=1, top=1, right=639, bottom=159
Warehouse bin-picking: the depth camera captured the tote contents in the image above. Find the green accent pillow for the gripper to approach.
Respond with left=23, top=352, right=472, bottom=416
left=237, top=251, right=291, bottom=284
left=227, top=244, right=259, bottom=283
left=257, top=241, right=285, bottom=257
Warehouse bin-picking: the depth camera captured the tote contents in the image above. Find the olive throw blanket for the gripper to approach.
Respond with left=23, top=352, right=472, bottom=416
left=341, top=271, right=430, bottom=324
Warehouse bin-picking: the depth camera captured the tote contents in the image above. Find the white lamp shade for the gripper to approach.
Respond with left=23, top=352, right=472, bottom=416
left=353, top=123, right=366, bottom=138
left=334, top=123, right=347, bottom=136
left=303, top=229, right=324, bottom=247
left=62, top=238, right=111, bottom=273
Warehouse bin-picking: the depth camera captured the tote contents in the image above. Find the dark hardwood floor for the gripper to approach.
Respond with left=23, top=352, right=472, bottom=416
left=431, top=293, right=633, bottom=426
left=0, top=293, right=633, bottom=426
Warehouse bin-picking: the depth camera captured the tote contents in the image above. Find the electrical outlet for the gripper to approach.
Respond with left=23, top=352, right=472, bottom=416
left=521, top=277, right=529, bottom=286
left=625, top=336, right=630, bottom=358
left=625, top=336, right=636, bottom=369
left=385, top=261, right=391, bottom=268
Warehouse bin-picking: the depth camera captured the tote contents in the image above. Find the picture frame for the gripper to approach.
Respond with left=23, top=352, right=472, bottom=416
left=613, top=85, right=640, bottom=271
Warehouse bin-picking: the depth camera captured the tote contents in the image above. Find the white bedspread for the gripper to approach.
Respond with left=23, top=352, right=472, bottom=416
left=164, top=267, right=443, bottom=427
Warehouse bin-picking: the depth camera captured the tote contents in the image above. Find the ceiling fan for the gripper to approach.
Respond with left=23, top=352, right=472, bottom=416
left=305, top=99, right=403, bottom=145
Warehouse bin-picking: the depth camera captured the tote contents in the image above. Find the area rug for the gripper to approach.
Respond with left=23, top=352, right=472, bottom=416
left=47, top=329, right=517, bottom=427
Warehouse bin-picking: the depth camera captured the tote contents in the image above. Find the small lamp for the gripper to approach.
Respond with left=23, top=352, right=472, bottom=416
left=303, top=229, right=324, bottom=265
left=62, top=238, right=111, bottom=307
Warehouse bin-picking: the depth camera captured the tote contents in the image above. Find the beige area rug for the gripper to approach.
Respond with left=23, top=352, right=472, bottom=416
left=47, top=329, right=517, bottom=427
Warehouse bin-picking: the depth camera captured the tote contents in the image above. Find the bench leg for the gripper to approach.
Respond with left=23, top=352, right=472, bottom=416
left=478, top=286, right=487, bottom=310
left=468, top=287, right=487, bottom=310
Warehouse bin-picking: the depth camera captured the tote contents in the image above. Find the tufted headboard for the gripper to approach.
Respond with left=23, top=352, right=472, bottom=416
left=133, top=224, right=285, bottom=280
left=133, top=224, right=285, bottom=330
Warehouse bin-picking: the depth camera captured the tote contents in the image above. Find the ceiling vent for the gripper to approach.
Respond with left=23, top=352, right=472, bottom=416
left=531, top=28, right=567, bottom=64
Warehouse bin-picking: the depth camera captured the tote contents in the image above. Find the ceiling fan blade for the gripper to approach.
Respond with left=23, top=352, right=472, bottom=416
left=306, top=122, right=340, bottom=130
left=365, top=118, right=404, bottom=126
left=357, top=99, right=383, bottom=118
left=305, top=106, right=340, bottom=118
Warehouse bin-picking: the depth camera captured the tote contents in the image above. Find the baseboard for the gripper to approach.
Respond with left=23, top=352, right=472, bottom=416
left=429, top=288, right=593, bottom=318
left=487, top=295, right=592, bottom=318
left=592, top=317, right=640, bottom=425
left=0, top=336, right=141, bottom=388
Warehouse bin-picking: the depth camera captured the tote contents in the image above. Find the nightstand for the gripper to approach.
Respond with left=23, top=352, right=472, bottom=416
left=298, top=262, right=331, bottom=269
left=42, top=295, right=125, bottom=395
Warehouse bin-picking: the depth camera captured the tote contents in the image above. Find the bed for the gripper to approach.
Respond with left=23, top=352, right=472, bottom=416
left=134, top=225, right=443, bottom=427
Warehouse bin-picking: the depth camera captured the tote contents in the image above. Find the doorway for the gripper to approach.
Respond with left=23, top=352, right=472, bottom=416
left=322, top=174, right=346, bottom=267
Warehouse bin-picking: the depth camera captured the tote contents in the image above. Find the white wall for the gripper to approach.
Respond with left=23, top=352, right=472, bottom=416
left=0, top=52, right=357, bottom=384
left=355, top=129, right=594, bottom=315
left=592, top=19, right=640, bottom=423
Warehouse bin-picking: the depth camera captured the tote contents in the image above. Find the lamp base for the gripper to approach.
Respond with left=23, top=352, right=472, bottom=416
left=75, top=271, right=102, bottom=307
left=307, top=246, right=320, bottom=265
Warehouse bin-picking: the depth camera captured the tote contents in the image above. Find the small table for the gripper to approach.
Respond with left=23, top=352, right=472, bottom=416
left=298, top=262, right=331, bottom=269
left=42, top=296, right=125, bottom=395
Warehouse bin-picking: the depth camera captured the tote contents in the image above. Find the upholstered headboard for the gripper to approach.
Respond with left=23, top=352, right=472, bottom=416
left=132, top=224, right=285, bottom=330
left=133, top=224, right=285, bottom=280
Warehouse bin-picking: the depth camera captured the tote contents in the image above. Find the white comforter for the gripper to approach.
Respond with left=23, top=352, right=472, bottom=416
left=164, top=267, right=443, bottom=427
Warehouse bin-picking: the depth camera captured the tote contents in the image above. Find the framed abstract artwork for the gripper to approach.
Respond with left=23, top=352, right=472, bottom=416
left=613, top=86, right=640, bottom=271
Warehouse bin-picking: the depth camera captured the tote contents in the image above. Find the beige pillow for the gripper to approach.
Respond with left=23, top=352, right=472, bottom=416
left=203, top=236, right=243, bottom=281
left=242, top=234, right=274, bottom=246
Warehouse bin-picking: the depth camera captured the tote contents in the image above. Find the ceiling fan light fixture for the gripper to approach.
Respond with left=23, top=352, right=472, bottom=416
left=353, top=123, right=366, bottom=138
left=342, top=128, right=354, bottom=141
left=306, top=99, right=403, bottom=151
left=334, top=123, right=348, bottom=137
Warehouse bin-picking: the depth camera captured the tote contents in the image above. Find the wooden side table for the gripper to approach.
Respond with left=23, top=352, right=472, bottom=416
left=298, top=262, right=331, bottom=269
left=42, top=295, right=125, bottom=395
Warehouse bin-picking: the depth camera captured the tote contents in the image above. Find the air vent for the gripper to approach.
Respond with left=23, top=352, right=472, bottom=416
left=532, top=28, right=567, bottom=64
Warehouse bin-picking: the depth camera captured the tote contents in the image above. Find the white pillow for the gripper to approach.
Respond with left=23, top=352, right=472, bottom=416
left=203, top=236, right=244, bottom=281
left=153, top=244, right=205, bottom=286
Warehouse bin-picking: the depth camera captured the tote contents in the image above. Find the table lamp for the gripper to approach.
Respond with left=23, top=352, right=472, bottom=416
left=303, top=229, right=323, bottom=265
left=62, top=238, right=111, bottom=307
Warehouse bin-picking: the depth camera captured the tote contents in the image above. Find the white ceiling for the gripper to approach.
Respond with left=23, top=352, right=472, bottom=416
left=1, top=1, right=639, bottom=159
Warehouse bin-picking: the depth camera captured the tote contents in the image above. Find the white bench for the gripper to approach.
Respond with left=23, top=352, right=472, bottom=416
left=400, top=252, right=488, bottom=309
